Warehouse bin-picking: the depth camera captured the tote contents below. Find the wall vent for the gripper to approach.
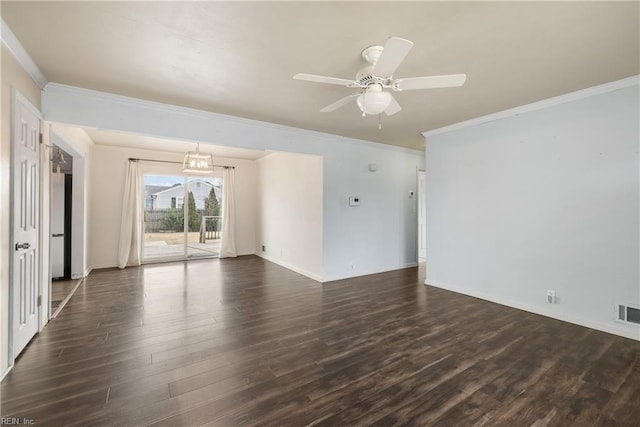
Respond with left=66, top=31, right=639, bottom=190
left=615, top=303, right=640, bottom=325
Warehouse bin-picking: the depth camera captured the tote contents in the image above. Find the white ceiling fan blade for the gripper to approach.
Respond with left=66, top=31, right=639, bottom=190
left=372, top=37, right=414, bottom=78
left=294, top=73, right=355, bottom=87
left=384, top=95, right=402, bottom=116
left=320, top=93, right=360, bottom=112
left=394, top=74, right=467, bottom=91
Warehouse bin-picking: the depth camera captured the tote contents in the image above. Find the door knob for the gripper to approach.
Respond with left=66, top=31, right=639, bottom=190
left=15, top=242, right=30, bottom=250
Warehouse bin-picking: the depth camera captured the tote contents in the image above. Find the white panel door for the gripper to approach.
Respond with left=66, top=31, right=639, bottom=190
left=12, top=94, right=41, bottom=357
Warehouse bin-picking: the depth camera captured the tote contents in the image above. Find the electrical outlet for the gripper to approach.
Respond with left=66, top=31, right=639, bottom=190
left=546, top=290, right=556, bottom=304
left=351, top=263, right=356, bottom=270
left=261, top=245, right=265, bottom=252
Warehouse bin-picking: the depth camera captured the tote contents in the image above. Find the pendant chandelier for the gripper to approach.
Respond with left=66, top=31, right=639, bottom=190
left=183, top=143, right=214, bottom=174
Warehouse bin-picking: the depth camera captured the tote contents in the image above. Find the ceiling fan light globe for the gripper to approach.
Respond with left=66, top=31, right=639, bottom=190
left=357, top=91, right=392, bottom=115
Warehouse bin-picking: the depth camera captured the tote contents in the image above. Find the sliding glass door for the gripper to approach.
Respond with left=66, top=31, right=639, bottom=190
left=142, top=173, right=223, bottom=262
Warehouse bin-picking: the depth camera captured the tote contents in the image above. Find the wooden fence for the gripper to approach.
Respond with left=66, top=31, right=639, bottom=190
left=144, top=209, right=220, bottom=235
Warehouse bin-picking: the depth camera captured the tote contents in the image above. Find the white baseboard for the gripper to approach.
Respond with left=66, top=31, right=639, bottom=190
left=256, top=253, right=323, bottom=282
left=89, top=263, right=117, bottom=270
left=402, top=262, right=419, bottom=269
left=425, top=279, right=640, bottom=342
left=378, top=262, right=419, bottom=274
left=324, top=262, right=419, bottom=283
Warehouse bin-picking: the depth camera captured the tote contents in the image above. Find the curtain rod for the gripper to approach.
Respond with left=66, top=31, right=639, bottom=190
left=128, top=157, right=235, bottom=169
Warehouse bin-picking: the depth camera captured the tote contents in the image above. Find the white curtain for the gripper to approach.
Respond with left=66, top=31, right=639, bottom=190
left=117, top=160, right=143, bottom=268
left=220, top=167, right=237, bottom=258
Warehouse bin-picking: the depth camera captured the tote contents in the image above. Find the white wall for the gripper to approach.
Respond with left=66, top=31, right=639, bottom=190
left=89, top=144, right=258, bottom=269
left=42, top=84, right=425, bottom=281
left=321, top=140, right=422, bottom=280
left=425, top=81, right=640, bottom=340
left=256, top=152, right=323, bottom=280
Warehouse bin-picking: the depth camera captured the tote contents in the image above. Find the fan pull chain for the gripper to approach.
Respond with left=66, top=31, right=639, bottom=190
left=378, top=114, right=382, bottom=130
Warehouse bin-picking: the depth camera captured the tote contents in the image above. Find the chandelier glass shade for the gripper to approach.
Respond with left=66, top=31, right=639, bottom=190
left=183, top=143, right=214, bottom=174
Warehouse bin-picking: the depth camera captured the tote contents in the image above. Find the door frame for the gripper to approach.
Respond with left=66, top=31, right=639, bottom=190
left=8, top=89, right=43, bottom=366
left=140, top=165, right=224, bottom=263
left=47, top=129, right=88, bottom=318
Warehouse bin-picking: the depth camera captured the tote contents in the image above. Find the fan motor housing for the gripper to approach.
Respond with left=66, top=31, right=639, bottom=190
left=356, top=65, right=391, bottom=88
left=355, top=65, right=376, bottom=87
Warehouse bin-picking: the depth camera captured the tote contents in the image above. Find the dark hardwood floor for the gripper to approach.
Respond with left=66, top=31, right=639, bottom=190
left=2, top=256, right=639, bottom=426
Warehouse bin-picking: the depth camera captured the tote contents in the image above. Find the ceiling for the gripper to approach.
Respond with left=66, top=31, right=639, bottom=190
left=2, top=2, right=638, bottom=150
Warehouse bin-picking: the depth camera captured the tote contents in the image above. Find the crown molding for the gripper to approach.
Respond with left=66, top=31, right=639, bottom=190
left=1, top=18, right=48, bottom=89
left=422, top=75, right=640, bottom=139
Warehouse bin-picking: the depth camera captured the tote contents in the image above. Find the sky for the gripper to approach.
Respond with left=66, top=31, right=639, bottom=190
left=144, top=175, right=183, bottom=186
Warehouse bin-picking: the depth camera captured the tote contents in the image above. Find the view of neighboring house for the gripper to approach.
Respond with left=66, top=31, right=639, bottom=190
left=145, top=179, right=222, bottom=210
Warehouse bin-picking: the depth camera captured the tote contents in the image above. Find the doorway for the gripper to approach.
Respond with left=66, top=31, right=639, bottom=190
left=50, top=145, right=72, bottom=279
left=47, top=127, right=88, bottom=319
left=49, top=144, right=77, bottom=313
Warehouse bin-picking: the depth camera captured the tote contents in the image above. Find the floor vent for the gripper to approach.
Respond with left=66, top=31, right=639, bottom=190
left=616, top=304, right=640, bottom=325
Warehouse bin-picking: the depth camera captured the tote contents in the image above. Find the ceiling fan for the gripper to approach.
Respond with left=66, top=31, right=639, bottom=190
left=293, top=37, right=466, bottom=118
